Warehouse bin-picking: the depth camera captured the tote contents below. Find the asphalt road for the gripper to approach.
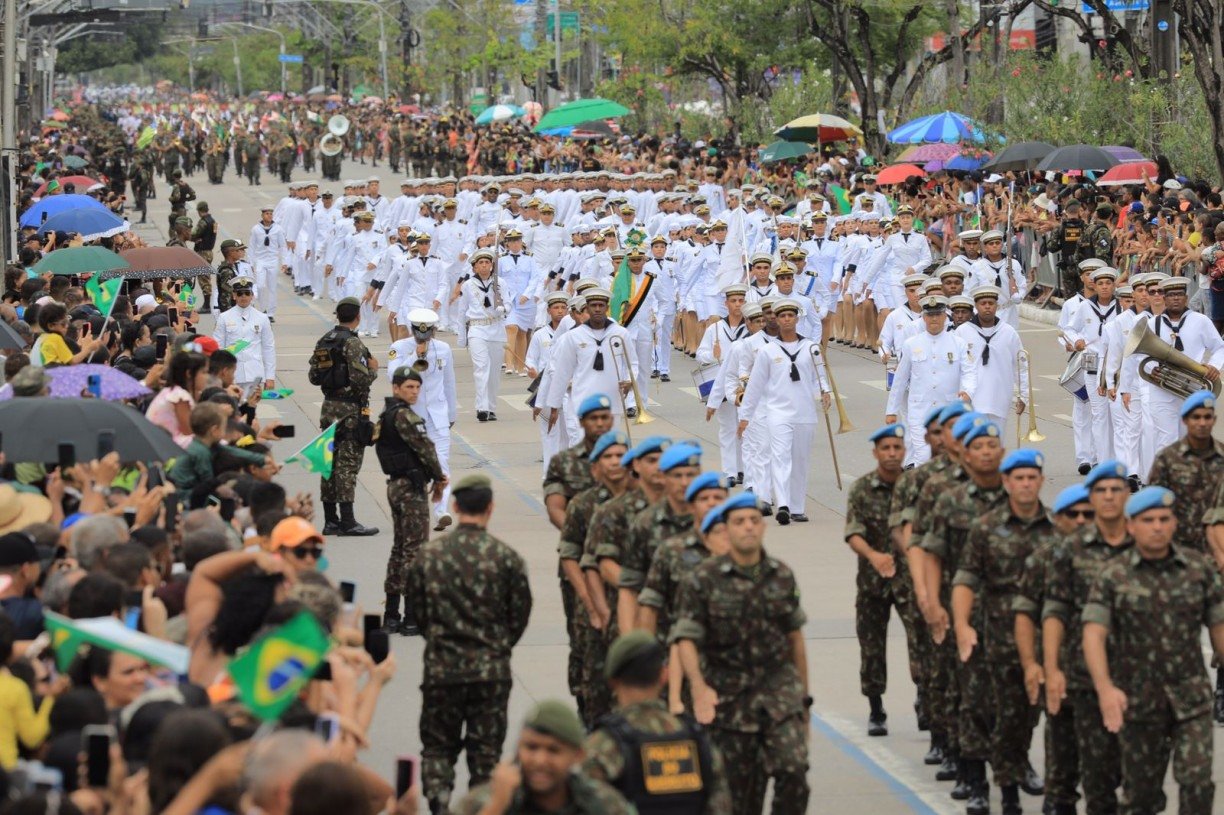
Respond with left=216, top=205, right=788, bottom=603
left=137, top=154, right=1223, bottom=814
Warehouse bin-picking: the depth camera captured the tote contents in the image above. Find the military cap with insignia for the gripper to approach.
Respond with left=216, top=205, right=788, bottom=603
left=920, top=294, right=948, bottom=312
left=1001, top=449, right=1044, bottom=473
left=1181, top=391, right=1215, bottom=417
left=604, top=630, right=664, bottom=680
left=578, top=393, right=613, bottom=418
left=869, top=424, right=905, bottom=444
left=1124, top=485, right=1175, bottom=518
left=521, top=700, right=584, bottom=748
left=589, top=429, right=630, bottom=462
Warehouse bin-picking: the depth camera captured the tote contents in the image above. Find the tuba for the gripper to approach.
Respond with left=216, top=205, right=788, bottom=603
left=328, top=114, right=350, bottom=137
left=320, top=133, right=344, bottom=157
left=1124, top=319, right=1222, bottom=399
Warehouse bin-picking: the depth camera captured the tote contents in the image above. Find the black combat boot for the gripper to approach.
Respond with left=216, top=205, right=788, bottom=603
left=937, top=748, right=959, bottom=782
left=965, top=760, right=990, bottom=814
left=337, top=502, right=379, bottom=536
left=383, top=593, right=402, bottom=633
left=400, top=601, right=420, bottom=637
left=1001, top=784, right=1021, bottom=815
left=923, top=733, right=945, bottom=765
left=867, top=694, right=888, bottom=736
left=322, top=502, right=342, bottom=536
left=1020, top=763, right=1044, bottom=796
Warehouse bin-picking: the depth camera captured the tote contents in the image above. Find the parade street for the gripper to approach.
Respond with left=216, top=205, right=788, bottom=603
left=131, top=156, right=1223, bottom=814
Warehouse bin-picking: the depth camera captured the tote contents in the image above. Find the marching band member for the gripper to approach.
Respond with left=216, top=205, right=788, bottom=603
left=1064, top=266, right=1122, bottom=463
left=953, top=286, right=1027, bottom=433
left=456, top=249, right=509, bottom=422
left=970, top=230, right=1026, bottom=328
left=698, top=283, right=749, bottom=483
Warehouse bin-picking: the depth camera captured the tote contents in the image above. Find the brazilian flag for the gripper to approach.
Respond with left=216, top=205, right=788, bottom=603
left=228, top=611, right=331, bottom=721
left=285, top=422, right=337, bottom=479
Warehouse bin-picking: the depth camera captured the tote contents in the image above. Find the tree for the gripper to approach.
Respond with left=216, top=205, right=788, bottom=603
left=57, top=18, right=165, bottom=74
left=1174, top=0, right=1224, bottom=178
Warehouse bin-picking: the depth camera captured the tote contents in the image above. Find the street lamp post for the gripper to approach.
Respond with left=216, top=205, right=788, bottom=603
left=232, top=36, right=244, bottom=97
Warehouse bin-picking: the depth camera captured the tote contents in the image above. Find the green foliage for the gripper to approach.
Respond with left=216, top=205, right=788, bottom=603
left=57, top=18, right=165, bottom=74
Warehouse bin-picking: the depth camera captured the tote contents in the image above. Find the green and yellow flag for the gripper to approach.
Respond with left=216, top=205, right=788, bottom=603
left=828, top=184, right=853, bottom=215
left=225, top=339, right=252, bottom=355
left=178, top=282, right=196, bottom=310
left=44, top=611, right=191, bottom=674
left=135, top=126, right=157, bottom=150
left=228, top=611, right=330, bottom=721
left=84, top=275, right=123, bottom=319
left=285, top=422, right=337, bottom=479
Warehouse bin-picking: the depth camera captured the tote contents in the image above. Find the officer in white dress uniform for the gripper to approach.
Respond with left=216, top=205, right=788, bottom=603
left=705, top=301, right=765, bottom=491
left=738, top=298, right=831, bottom=525
left=1108, top=274, right=1152, bottom=482
left=698, top=283, right=749, bottom=482
left=344, top=211, right=386, bottom=337
left=645, top=236, right=677, bottom=381
left=432, top=200, right=469, bottom=332
left=456, top=249, right=508, bottom=421
left=386, top=308, right=457, bottom=530
left=617, top=247, right=660, bottom=407
left=391, top=232, right=448, bottom=322
left=952, top=286, right=1027, bottom=433
left=1064, top=266, right=1122, bottom=463
left=1057, top=259, right=1102, bottom=473
left=885, top=294, right=977, bottom=466
left=970, top=230, right=1026, bottom=328
left=212, top=275, right=276, bottom=398
left=525, top=293, right=571, bottom=475
left=861, top=205, right=931, bottom=312
left=732, top=297, right=777, bottom=511
left=248, top=207, right=287, bottom=320
left=877, top=274, right=926, bottom=364
left=544, top=287, right=636, bottom=431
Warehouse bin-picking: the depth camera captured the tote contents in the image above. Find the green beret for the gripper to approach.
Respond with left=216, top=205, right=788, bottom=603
left=392, top=368, right=423, bottom=385
left=452, top=473, right=492, bottom=493
left=337, top=297, right=361, bottom=310
left=522, top=700, right=584, bottom=748
left=605, top=630, right=663, bottom=680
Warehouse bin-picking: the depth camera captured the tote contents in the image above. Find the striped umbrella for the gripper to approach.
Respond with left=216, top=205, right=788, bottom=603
left=887, top=111, right=989, bottom=145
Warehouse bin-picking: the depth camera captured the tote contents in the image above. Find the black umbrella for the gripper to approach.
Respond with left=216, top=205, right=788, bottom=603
left=981, top=141, right=1056, bottom=172
left=0, top=397, right=183, bottom=463
left=0, top=321, right=26, bottom=352
left=1035, top=144, right=1119, bottom=173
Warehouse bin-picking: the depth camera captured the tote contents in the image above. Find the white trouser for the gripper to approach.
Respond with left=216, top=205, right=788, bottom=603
left=359, top=300, right=379, bottom=335
left=904, top=406, right=931, bottom=467
left=292, top=248, right=311, bottom=289
left=742, top=417, right=772, bottom=504
left=309, top=256, right=325, bottom=296
left=630, top=336, right=653, bottom=405
left=426, top=423, right=452, bottom=518
left=1138, top=389, right=1157, bottom=478
left=253, top=259, right=279, bottom=316
left=1086, top=386, right=1114, bottom=463
left=1113, top=393, right=1139, bottom=476
left=767, top=419, right=814, bottom=513
left=539, top=412, right=563, bottom=478
left=469, top=337, right=503, bottom=412
left=1148, top=391, right=1185, bottom=464
left=714, top=400, right=741, bottom=478
left=562, top=390, right=579, bottom=449
left=328, top=265, right=344, bottom=300
left=1071, top=395, right=1095, bottom=466
left=655, top=310, right=676, bottom=374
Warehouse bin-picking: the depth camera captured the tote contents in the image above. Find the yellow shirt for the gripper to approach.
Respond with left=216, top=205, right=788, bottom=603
left=37, top=333, right=72, bottom=366
left=0, top=669, right=52, bottom=768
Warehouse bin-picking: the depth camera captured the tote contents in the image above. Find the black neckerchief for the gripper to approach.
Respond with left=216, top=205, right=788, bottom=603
left=777, top=335, right=809, bottom=381
left=1086, top=296, right=1119, bottom=336
left=969, top=316, right=999, bottom=365
left=1157, top=311, right=1188, bottom=351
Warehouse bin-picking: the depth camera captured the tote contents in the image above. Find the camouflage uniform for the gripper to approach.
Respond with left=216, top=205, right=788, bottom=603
left=215, top=260, right=237, bottom=312
left=1082, top=545, right=1224, bottom=815
left=619, top=498, right=693, bottom=634
left=640, top=528, right=707, bottom=642
left=1042, top=524, right=1134, bottom=815
left=673, top=553, right=810, bottom=815
left=953, top=502, right=1054, bottom=788
left=919, top=480, right=1006, bottom=768
left=379, top=401, right=444, bottom=596
left=1145, top=438, right=1224, bottom=553
left=846, top=471, right=925, bottom=701
left=1077, top=219, right=1114, bottom=268
left=1014, top=541, right=1079, bottom=811
left=191, top=213, right=217, bottom=306
left=318, top=330, right=376, bottom=503
left=582, top=490, right=651, bottom=723
left=453, top=774, right=635, bottom=815
left=405, top=524, right=533, bottom=811
left=583, top=698, right=733, bottom=814
left=559, top=482, right=612, bottom=724
left=244, top=137, right=261, bottom=185
left=168, top=179, right=196, bottom=233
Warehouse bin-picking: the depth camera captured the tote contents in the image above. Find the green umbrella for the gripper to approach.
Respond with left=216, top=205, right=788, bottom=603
left=534, top=98, right=631, bottom=133
left=759, top=140, right=812, bottom=164
left=62, top=155, right=88, bottom=170
left=31, top=247, right=131, bottom=277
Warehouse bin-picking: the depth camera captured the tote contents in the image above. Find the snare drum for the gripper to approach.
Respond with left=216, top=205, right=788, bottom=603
left=1059, top=352, right=1090, bottom=402
left=691, top=362, right=720, bottom=401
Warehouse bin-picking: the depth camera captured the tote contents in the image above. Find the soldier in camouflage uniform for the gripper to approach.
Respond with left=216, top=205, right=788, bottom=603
left=376, top=368, right=447, bottom=636
left=1042, top=460, right=1134, bottom=815
left=1077, top=201, right=1116, bottom=270
left=1083, top=485, right=1224, bottom=815
left=583, top=630, right=732, bottom=814
left=455, top=701, right=635, bottom=815
left=847, top=424, right=925, bottom=739
left=244, top=133, right=262, bottom=185
left=618, top=440, right=698, bottom=634
left=918, top=416, right=1007, bottom=811
left=215, top=239, right=244, bottom=313
left=166, top=217, right=192, bottom=248
left=313, top=297, right=380, bottom=536
left=1145, top=392, right=1222, bottom=554
left=167, top=171, right=195, bottom=234
left=952, top=448, right=1052, bottom=815
left=405, top=473, right=533, bottom=815
left=674, top=491, right=810, bottom=815
left=1013, top=484, right=1093, bottom=815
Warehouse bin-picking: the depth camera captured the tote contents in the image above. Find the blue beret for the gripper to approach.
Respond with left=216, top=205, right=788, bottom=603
left=1052, top=483, right=1090, bottom=514
left=716, top=491, right=762, bottom=521
left=620, top=435, right=672, bottom=466
left=963, top=420, right=1001, bottom=444
left=869, top=423, right=905, bottom=443
left=1000, top=448, right=1044, bottom=473
left=951, top=411, right=985, bottom=441
left=578, top=393, right=613, bottom=418
left=701, top=506, right=726, bottom=535
left=659, top=443, right=702, bottom=472
left=939, top=401, right=971, bottom=425
left=922, top=406, right=945, bottom=427
left=589, top=430, right=629, bottom=462
left=1125, top=486, right=1175, bottom=518
left=685, top=472, right=731, bottom=502
left=1085, top=459, right=1128, bottom=488
left=1181, top=391, right=1216, bottom=418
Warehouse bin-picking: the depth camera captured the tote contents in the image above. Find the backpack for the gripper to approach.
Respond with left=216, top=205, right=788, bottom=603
left=309, top=328, right=353, bottom=392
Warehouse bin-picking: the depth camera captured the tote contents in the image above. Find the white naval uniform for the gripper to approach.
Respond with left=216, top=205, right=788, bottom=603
left=969, top=256, right=1026, bottom=327
left=248, top=222, right=287, bottom=318
left=1057, top=293, right=1094, bottom=467
left=525, top=323, right=565, bottom=475
left=861, top=230, right=932, bottom=310
left=1141, top=309, right=1224, bottom=452
left=393, top=255, right=449, bottom=318
left=885, top=329, right=978, bottom=466
left=457, top=274, right=509, bottom=414
left=1104, top=308, right=1142, bottom=476
left=739, top=336, right=830, bottom=514
left=731, top=331, right=774, bottom=503
left=433, top=217, right=468, bottom=330
left=698, top=319, right=748, bottom=479
left=544, top=320, right=636, bottom=422
left=621, top=270, right=660, bottom=405
left=647, top=255, right=677, bottom=375
left=953, top=318, right=1026, bottom=433
left=212, top=304, right=276, bottom=396
left=879, top=305, right=923, bottom=360
left=386, top=337, right=457, bottom=519
left=801, top=236, right=844, bottom=313
left=345, top=228, right=387, bottom=336
left=499, top=252, right=541, bottom=332
left=536, top=317, right=581, bottom=448
left=1064, top=296, right=1122, bottom=463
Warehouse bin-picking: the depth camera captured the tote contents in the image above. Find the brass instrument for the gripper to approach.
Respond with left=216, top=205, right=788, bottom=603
left=609, top=336, right=655, bottom=441
left=412, top=342, right=430, bottom=372
left=1124, top=319, right=1222, bottom=399
left=823, top=347, right=854, bottom=435
left=1017, top=350, right=1045, bottom=447
left=813, top=346, right=844, bottom=491
left=733, top=375, right=749, bottom=406
left=328, top=114, right=351, bottom=137
left=320, top=133, right=344, bottom=157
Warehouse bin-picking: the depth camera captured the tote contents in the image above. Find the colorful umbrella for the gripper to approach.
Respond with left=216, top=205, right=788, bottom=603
left=62, top=155, right=89, bottom=170
left=1034, top=145, right=1119, bottom=173
left=34, top=176, right=104, bottom=197
left=30, top=247, right=130, bottom=277
left=944, top=154, right=989, bottom=171
left=875, top=163, right=927, bottom=185
left=1097, top=161, right=1159, bottom=187
left=534, top=98, right=630, bottom=132
left=266, top=93, right=285, bottom=102
left=887, top=111, right=989, bottom=144
left=773, top=113, right=862, bottom=144
left=981, top=141, right=1055, bottom=172
left=105, top=246, right=213, bottom=280
left=759, top=140, right=812, bottom=164
left=49, top=110, right=70, bottom=122
left=475, top=104, right=525, bottom=125
left=896, top=143, right=961, bottom=164
left=1101, top=145, right=1149, bottom=164
left=19, top=194, right=107, bottom=228
left=36, top=209, right=129, bottom=242
left=0, top=365, right=151, bottom=402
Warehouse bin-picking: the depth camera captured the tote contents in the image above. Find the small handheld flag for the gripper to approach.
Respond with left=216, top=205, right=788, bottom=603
left=285, top=422, right=337, bottom=479
left=84, top=276, right=123, bottom=319
left=44, top=611, right=191, bottom=674
left=228, top=611, right=330, bottom=721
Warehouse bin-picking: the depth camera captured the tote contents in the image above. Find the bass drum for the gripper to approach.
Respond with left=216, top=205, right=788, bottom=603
left=1059, top=351, right=1089, bottom=402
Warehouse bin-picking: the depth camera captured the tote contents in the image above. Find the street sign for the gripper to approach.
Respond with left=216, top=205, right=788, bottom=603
left=1081, top=0, right=1148, bottom=11
left=278, top=53, right=304, bottom=63
left=546, top=12, right=579, bottom=33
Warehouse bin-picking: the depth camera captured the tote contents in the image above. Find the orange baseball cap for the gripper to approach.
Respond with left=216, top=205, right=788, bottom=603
left=270, top=516, right=324, bottom=550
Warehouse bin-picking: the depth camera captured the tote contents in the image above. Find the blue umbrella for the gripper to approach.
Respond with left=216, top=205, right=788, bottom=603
left=474, top=104, right=525, bottom=125
left=944, top=154, right=988, bottom=171
left=19, top=194, right=107, bottom=228
left=36, top=208, right=129, bottom=242
left=887, top=111, right=989, bottom=145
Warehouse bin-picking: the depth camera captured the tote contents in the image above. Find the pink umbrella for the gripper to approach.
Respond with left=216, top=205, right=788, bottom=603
left=896, top=143, right=961, bottom=164
left=266, top=93, right=285, bottom=102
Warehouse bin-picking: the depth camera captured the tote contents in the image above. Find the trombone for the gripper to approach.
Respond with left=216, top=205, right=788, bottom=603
left=609, top=336, right=655, bottom=442
left=813, top=346, right=846, bottom=491
left=1016, top=350, right=1045, bottom=447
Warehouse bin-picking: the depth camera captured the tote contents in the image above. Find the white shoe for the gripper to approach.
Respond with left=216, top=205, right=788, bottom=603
left=312, top=294, right=321, bottom=301
left=358, top=331, right=370, bottom=337
left=433, top=512, right=453, bottom=532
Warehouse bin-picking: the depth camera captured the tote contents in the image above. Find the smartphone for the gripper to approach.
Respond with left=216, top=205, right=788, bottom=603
left=365, top=628, right=389, bottom=665
left=82, top=725, right=115, bottom=788
left=271, top=425, right=296, bottom=439
left=146, top=463, right=164, bottom=489
left=339, top=581, right=356, bottom=604
left=396, top=756, right=418, bottom=799
left=155, top=334, right=168, bottom=357
left=314, top=661, right=333, bottom=681
left=219, top=497, right=236, bottom=523
left=122, top=507, right=137, bottom=529
left=314, top=712, right=340, bottom=744
left=57, top=443, right=75, bottom=471
left=97, top=429, right=115, bottom=458
left=168, top=307, right=179, bottom=325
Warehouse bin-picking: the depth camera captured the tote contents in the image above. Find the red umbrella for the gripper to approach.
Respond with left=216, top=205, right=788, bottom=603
left=34, top=175, right=104, bottom=196
left=875, top=163, right=927, bottom=186
left=1096, top=161, right=1159, bottom=187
